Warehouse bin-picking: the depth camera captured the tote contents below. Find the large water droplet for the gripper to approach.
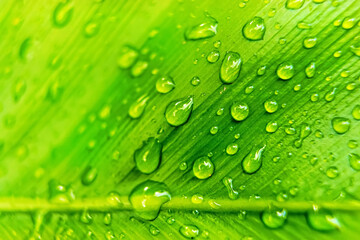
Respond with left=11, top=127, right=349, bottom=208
left=242, top=144, right=266, bottom=174
left=165, top=96, right=194, bottom=127
left=81, top=166, right=98, bottom=185
left=286, top=0, right=305, bottom=9
left=242, top=17, right=266, bottom=41
left=53, top=0, right=74, bottom=27
left=179, top=225, right=199, bottom=239
left=220, top=52, right=242, bottom=84
left=230, top=102, right=249, bottom=121
left=277, top=62, right=294, bottom=80
left=193, top=156, right=214, bottom=179
left=303, top=37, right=317, bottom=49
left=134, top=137, right=162, bottom=174
left=261, top=208, right=288, bottom=228
left=129, top=180, right=171, bottom=220
left=307, top=208, right=340, bottom=231
left=342, top=17, right=357, bottom=29
left=129, top=95, right=149, bottom=119
left=185, top=16, right=218, bottom=40
left=331, top=117, right=350, bottom=134
left=264, top=99, right=278, bottom=113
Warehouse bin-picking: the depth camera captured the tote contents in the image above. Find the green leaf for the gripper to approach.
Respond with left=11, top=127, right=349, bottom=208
left=0, top=0, right=359, bottom=239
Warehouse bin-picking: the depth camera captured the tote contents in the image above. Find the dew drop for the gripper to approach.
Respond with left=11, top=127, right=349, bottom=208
left=129, top=95, right=149, bottom=119
left=264, top=99, right=278, bottom=113
left=81, top=166, right=98, bottom=185
left=307, top=208, right=340, bottom=231
left=352, top=105, right=360, bottom=120
left=331, top=117, right=350, bottom=134
left=349, top=153, right=360, bottom=171
left=84, top=21, right=100, bottom=38
left=210, top=126, right=219, bottom=135
left=303, top=37, right=317, bottom=49
left=326, top=166, right=339, bottom=179
left=134, top=137, right=162, bottom=174
left=103, top=213, right=112, bottom=225
left=193, top=156, right=214, bottom=179
left=342, top=17, right=357, bottom=29
left=190, top=76, right=201, bottom=86
left=294, top=123, right=311, bottom=148
left=185, top=16, right=218, bottom=40
left=242, top=144, right=266, bottom=174
left=165, top=96, right=194, bottom=127
left=149, top=225, right=160, bottom=236
left=129, top=180, right=171, bottom=220
left=261, top=208, right=288, bottom=229
left=305, top=62, right=316, bottom=78
left=325, top=88, right=336, bottom=102
left=220, top=51, right=242, bottom=84
left=242, top=16, right=266, bottom=41
left=48, top=180, right=75, bottom=204
left=117, top=46, right=139, bottom=69
left=156, top=76, right=175, bottom=94
left=222, top=177, right=239, bottom=200
left=53, top=0, right=73, bottom=27
left=286, top=0, right=305, bottom=9
left=226, top=143, right=239, bottom=155
left=230, top=102, right=249, bottom=121
left=131, top=60, right=148, bottom=77
left=277, top=62, right=294, bottom=80
left=297, top=21, right=312, bottom=29
left=179, top=225, right=199, bottom=239
left=207, top=50, right=220, bottom=63
left=266, top=121, right=278, bottom=133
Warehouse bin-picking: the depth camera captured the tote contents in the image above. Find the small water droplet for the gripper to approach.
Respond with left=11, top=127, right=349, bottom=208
left=179, top=225, right=199, bottom=239
left=303, top=37, right=317, bottom=49
left=156, top=76, right=175, bottom=94
left=297, top=21, right=312, bottom=29
left=118, top=46, right=139, bottom=69
left=245, top=85, right=254, bottom=94
left=305, top=62, right=316, bottom=78
left=53, top=0, right=73, bottom=27
left=311, top=93, right=319, bottom=102
left=210, top=126, right=219, bottom=135
left=242, top=16, right=266, bottom=41
left=277, top=62, right=294, bottom=80
left=134, top=137, right=162, bottom=174
left=84, top=21, right=100, bottom=38
left=331, top=117, right=350, bottom=134
left=294, top=123, right=311, bottom=148
left=129, top=95, right=149, bottom=119
left=149, top=225, right=160, bottom=236
left=325, top=88, right=336, bottom=102
left=193, top=156, right=214, bottom=179
left=264, top=99, right=278, bottom=113
left=190, top=76, right=201, bottom=86
left=286, top=0, right=305, bottom=9
left=222, top=177, right=239, bottom=200
left=129, top=180, right=171, bottom=220
left=326, top=166, right=339, bottom=179
left=266, top=121, right=278, bottom=133
left=185, top=15, right=218, bottom=40
left=131, top=60, right=148, bottom=77
left=230, top=102, right=249, bottom=121
left=81, top=166, right=98, bottom=185
left=103, top=213, right=112, bottom=225
left=220, top=51, right=242, bottom=84
left=226, top=143, right=239, bottom=155
left=257, top=65, right=267, bottom=76
left=352, top=105, right=360, bottom=119
left=207, top=50, right=220, bottom=63
left=165, top=96, right=194, bottom=127
left=242, top=144, right=266, bottom=174
left=349, top=153, right=360, bottom=171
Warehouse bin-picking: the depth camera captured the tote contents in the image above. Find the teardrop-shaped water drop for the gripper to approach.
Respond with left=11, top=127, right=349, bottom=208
left=303, top=37, right=317, bottom=49
left=261, top=208, right=288, bottom=229
left=53, top=0, right=74, bottom=27
left=185, top=16, right=218, bottom=40
left=156, top=76, right=175, bottom=94
left=134, top=137, right=162, bottom=174
left=222, top=177, right=239, bottom=200
left=242, top=17, right=266, bottom=41
left=220, top=52, right=242, bottom=84
left=242, top=144, right=266, bottom=174
left=129, top=95, right=149, bottom=119
left=305, top=62, right=316, bottom=78
left=331, top=117, right=350, bottom=134
left=307, top=208, right=340, bottom=231
left=165, top=96, right=194, bottom=127
left=129, top=180, right=171, bottom=220
left=193, top=156, right=214, bottom=179
left=230, top=102, right=249, bottom=121
left=294, top=123, right=311, bottom=148
left=81, top=166, right=98, bottom=185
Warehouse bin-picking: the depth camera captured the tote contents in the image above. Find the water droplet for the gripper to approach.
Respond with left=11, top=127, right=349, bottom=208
left=305, top=62, right=316, bottom=78
left=117, top=46, right=139, bottom=69
left=242, top=16, right=266, bottom=41
left=294, top=123, right=311, bottom=148
left=266, top=121, right=278, bottom=133
left=185, top=15, right=218, bottom=40
left=48, top=180, right=75, bottom=204
left=325, top=88, right=336, bottom=102
left=226, top=143, right=239, bottom=155
left=242, top=144, right=266, bottom=174
left=278, top=38, right=287, bottom=45
left=222, top=177, right=239, bottom=200
left=80, top=210, right=93, bottom=224
left=331, top=117, right=350, bottom=134
left=156, top=76, right=175, bottom=94
left=352, top=105, right=360, bottom=119
left=220, top=51, right=242, bottom=84
left=286, top=0, right=305, bottom=9
left=193, top=156, right=214, bottom=179
left=333, top=50, right=342, bottom=58
left=213, top=40, right=221, bottom=48
left=53, top=0, right=73, bottom=27
left=348, top=140, right=358, bottom=149
left=216, top=107, right=224, bottom=116
left=103, top=213, right=112, bottom=225
left=245, top=85, right=254, bottom=94
left=297, top=21, right=312, bottom=29
left=129, top=180, right=171, bottom=220
left=230, top=102, right=249, bottom=121
left=315, top=129, right=324, bottom=138
left=313, top=0, right=326, bottom=3
left=346, top=82, right=356, bottom=91
left=131, top=60, right=148, bottom=77
left=238, top=210, right=247, bottom=220
left=303, top=37, right=317, bottom=49
left=107, top=191, right=122, bottom=206
left=311, top=93, right=319, bottom=102
left=257, top=65, right=267, bottom=76
left=19, top=38, right=34, bottom=61
left=264, top=99, right=278, bottom=113
left=81, top=166, right=98, bottom=185
left=347, top=153, right=360, bottom=171
left=129, top=95, right=149, bottom=119
left=134, top=137, right=162, bottom=174
left=307, top=208, right=340, bottom=231
left=326, top=166, right=339, bottom=179
left=190, top=76, right=201, bottom=86
left=268, top=8, right=276, bottom=17
left=261, top=208, right=288, bottom=228
left=207, top=50, right=220, bottom=63
left=165, top=96, right=194, bottom=127
left=285, top=126, right=296, bottom=135
left=191, top=194, right=204, bottom=204
left=277, top=62, right=294, bottom=80
left=149, top=225, right=160, bottom=236
left=289, top=186, right=299, bottom=196
left=84, top=21, right=100, bottom=38
left=179, top=225, right=199, bottom=239
left=342, top=17, right=357, bottom=29
left=210, top=126, right=219, bottom=135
